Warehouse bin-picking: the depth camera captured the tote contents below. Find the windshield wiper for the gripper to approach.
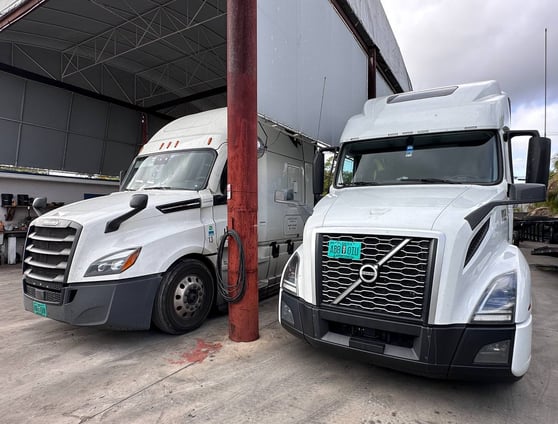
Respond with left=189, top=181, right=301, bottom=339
left=398, top=178, right=459, bottom=184
left=343, top=181, right=380, bottom=187
left=143, top=186, right=174, bottom=190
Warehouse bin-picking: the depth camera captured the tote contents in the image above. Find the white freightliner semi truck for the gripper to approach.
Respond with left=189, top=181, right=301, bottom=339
left=22, top=107, right=316, bottom=334
left=278, top=81, right=551, bottom=380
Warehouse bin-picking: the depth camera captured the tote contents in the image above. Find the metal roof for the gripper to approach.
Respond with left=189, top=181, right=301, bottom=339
left=0, top=0, right=410, bottom=119
left=0, top=0, right=228, bottom=117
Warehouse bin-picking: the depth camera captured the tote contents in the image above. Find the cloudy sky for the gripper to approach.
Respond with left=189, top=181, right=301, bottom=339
left=381, top=0, right=558, bottom=174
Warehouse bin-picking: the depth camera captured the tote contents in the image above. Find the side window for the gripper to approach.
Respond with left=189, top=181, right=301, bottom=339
left=275, top=163, right=304, bottom=204
left=338, top=154, right=355, bottom=185
left=220, top=163, right=227, bottom=194
left=286, top=164, right=303, bottom=203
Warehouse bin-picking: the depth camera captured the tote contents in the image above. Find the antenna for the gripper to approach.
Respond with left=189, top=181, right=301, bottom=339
left=544, top=28, right=547, bottom=137
left=317, top=76, right=327, bottom=140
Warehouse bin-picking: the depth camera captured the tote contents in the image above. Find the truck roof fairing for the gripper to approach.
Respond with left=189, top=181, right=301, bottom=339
left=340, top=81, right=511, bottom=142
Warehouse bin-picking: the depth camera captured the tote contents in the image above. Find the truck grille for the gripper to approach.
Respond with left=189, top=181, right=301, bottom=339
left=22, top=222, right=81, bottom=304
left=318, top=233, right=436, bottom=322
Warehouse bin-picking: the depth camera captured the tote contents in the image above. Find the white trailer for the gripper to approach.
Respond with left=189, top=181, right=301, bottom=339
left=22, top=108, right=316, bottom=334
left=279, top=81, right=551, bottom=380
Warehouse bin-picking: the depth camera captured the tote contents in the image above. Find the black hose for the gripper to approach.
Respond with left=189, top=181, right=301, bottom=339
left=216, top=229, right=246, bottom=303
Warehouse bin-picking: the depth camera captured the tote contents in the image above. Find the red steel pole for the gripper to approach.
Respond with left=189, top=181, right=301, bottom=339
left=227, top=0, right=259, bottom=342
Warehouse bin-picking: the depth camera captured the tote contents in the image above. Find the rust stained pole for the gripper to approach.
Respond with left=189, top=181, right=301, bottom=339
left=227, top=0, right=259, bottom=342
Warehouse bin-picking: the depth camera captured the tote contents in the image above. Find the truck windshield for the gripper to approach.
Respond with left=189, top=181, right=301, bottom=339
left=122, top=149, right=216, bottom=191
left=335, top=131, right=500, bottom=187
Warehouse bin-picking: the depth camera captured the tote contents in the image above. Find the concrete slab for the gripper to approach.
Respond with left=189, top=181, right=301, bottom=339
left=0, top=245, right=557, bottom=423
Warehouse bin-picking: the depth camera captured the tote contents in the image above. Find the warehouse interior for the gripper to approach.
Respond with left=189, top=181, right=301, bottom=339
left=0, top=0, right=411, bottom=261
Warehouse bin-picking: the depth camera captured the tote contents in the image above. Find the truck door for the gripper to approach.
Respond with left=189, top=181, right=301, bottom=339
left=202, top=163, right=227, bottom=254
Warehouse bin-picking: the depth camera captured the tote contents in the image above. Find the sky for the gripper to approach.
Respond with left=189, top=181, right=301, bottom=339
left=380, top=0, right=558, bottom=175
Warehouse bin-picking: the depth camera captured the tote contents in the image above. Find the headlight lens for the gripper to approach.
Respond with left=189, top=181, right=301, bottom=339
left=281, top=252, right=300, bottom=295
left=472, top=272, right=517, bottom=323
left=85, top=248, right=141, bottom=277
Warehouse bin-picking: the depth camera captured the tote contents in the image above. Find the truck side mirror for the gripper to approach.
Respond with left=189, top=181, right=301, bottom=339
left=105, top=194, right=148, bottom=233
left=32, top=197, right=47, bottom=216
left=130, top=193, right=148, bottom=209
left=313, top=150, right=325, bottom=202
left=526, top=136, right=551, bottom=187
left=509, top=183, right=547, bottom=203
left=312, top=146, right=338, bottom=204
left=32, top=197, right=47, bottom=209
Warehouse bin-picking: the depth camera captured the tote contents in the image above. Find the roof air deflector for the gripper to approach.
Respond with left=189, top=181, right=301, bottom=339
left=387, top=86, right=458, bottom=104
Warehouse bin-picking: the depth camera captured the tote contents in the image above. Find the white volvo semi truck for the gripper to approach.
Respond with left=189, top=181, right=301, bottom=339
left=279, top=81, right=551, bottom=380
left=22, top=107, right=316, bottom=334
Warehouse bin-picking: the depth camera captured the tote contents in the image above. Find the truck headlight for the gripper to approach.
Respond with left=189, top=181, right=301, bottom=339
left=85, top=248, right=141, bottom=277
left=281, top=252, right=300, bottom=295
left=472, top=272, right=516, bottom=323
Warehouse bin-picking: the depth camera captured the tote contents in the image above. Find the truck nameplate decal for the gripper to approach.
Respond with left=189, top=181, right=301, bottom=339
left=332, top=238, right=411, bottom=305
left=327, top=240, right=361, bottom=260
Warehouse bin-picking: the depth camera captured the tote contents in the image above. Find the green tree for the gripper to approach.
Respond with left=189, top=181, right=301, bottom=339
left=546, top=154, right=558, bottom=213
left=323, top=155, right=334, bottom=194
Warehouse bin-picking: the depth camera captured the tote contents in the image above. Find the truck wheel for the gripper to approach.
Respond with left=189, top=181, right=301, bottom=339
left=152, top=259, right=215, bottom=335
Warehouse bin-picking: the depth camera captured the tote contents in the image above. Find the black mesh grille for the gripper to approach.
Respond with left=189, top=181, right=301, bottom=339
left=24, top=285, right=63, bottom=304
left=319, top=233, right=436, bottom=322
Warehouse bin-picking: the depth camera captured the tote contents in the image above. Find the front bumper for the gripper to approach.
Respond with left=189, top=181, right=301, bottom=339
left=23, top=274, right=162, bottom=330
left=280, top=291, right=522, bottom=380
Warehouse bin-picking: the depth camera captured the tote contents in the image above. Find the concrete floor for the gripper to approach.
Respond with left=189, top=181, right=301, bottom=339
left=1, top=242, right=557, bottom=423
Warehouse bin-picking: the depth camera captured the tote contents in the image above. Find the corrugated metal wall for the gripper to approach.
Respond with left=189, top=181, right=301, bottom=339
left=0, top=71, right=168, bottom=176
left=257, top=0, right=368, bottom=146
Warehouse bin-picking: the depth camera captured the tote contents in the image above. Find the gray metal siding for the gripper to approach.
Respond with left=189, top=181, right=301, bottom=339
left=257, top=0, right=367, bottom=146
left=0, top=70, right=167, bottom=176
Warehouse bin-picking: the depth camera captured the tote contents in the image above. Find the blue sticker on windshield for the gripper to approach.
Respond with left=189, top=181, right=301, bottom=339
left=405, top=145, right=414, bottom=157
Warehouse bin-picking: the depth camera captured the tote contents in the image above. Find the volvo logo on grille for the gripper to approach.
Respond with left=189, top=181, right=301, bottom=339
left=359, top=264, right=378, bottom=283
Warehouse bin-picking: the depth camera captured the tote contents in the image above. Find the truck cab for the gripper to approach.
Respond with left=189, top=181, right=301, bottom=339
left=279, top=81, right=550, bottom=380
left=23, top=108, right=316, bottom=334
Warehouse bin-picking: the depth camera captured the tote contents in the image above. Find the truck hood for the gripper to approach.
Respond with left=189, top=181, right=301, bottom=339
left=316, top=185, right=501, bottom=232
left=34, top=190, right=202, bottom=227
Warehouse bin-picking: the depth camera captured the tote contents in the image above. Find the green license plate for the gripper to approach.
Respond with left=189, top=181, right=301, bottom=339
left=327, top=240, right=361, bottom=260
left=32, top=301, right=47, bottom=317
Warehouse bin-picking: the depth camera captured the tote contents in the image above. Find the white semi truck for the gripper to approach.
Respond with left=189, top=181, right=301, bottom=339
left=22, top=108, right=316, bottom=334
left=279, top=81, right=551, bottom=380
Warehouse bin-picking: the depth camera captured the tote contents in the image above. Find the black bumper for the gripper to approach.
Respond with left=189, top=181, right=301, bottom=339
left=280, top=291, right=517, bottom=380
left=23, top=274, right=162, bottom=330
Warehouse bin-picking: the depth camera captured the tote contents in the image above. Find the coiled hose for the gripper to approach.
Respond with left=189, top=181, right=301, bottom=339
left=216, top=229, right=246, bottom=303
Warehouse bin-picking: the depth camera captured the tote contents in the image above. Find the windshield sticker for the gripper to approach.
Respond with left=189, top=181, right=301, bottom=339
left=405, top=145, right=414, bottom=158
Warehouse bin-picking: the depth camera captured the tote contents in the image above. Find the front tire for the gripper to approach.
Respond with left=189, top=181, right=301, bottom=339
left=152, top=259, right=215, bottom=334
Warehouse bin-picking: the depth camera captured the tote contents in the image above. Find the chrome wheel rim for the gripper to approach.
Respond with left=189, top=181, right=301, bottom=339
left=173, top=275, right=204, bottom=319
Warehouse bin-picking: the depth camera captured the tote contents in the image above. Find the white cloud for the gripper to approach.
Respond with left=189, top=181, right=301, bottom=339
left=512, top=102, right=558, bottom=139
left=512, top=102, right=558, bottom=169
left=381, top=0, right=558, bottom=106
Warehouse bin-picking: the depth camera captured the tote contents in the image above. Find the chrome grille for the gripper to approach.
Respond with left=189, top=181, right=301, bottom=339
left=319, top=234, right=435, bottom=322
left=23, top=222, right=80, bottom=304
